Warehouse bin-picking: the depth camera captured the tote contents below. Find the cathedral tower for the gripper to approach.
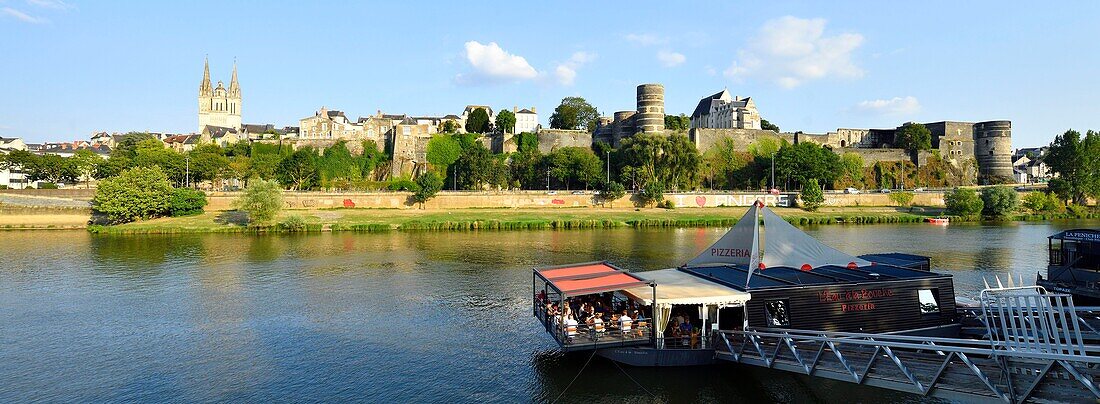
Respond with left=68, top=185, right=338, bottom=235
left=198, top=58, right=241, bottom=132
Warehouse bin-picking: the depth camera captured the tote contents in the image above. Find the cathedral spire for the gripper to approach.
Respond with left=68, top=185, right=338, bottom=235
left=229, top=58, right=239, bottom=97
left=200, top=56, right=212, bottom=95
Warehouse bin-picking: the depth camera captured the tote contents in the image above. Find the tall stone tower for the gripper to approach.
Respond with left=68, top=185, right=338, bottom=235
left=635, top=83, right=665, bottom=133
left=198, top=58, right=242, bottom=132
left=973, top=120, right=1013, bottom=181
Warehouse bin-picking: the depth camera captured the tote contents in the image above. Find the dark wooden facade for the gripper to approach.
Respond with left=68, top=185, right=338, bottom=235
left=744, top=277, right=957, bottom=334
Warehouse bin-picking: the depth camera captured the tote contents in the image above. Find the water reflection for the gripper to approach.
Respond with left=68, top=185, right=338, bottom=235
left=0, top=220, right=1096, bottom=402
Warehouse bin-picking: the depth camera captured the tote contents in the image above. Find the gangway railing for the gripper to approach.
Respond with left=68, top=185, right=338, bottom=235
left=714, top=327, right=1100, bottom=403
left=980, top=286, right=1087, bottom=356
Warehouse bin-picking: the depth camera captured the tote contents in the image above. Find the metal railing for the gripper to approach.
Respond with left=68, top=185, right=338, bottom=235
left=534, top=305, right=652, bottom=348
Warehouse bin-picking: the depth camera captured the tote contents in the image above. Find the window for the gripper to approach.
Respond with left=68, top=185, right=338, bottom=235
left=764, top=299, right=790, bottom=327
left=918, top=289, right=940, bottom=314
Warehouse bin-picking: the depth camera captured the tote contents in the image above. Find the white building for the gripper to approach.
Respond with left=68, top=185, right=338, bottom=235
left=0, top=137, right=31, bottom=189
left=514, top=106, right=538, bottom=134
left=690, top=89, right=761, bottom=130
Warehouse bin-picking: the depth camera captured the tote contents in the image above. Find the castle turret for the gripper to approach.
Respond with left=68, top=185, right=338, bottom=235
left=635, top=84, right=665, bottom=133
left=973, top=120, right=1013, bottom=182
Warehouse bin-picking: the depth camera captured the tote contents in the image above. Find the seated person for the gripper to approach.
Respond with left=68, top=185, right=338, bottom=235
left=619, top=310, right=632, bottom=335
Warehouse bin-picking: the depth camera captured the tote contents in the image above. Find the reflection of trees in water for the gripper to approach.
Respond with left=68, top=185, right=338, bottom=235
left=89, top=234, right=206, bottom=275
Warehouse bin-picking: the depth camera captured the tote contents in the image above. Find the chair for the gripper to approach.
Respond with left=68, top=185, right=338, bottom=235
left=565, top=322, right=578, bottom=343
left=636, top=321, right=648, bottom=338
left=594, top=319, right=606, bottom=340
left=620, top=319, right=632, bottom=338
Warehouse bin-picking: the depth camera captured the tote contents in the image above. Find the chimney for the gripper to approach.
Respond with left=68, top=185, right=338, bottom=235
left=531, top=106, right=537, bottom=113
left=377, top=109, right=382, bottom=117
left=513, top=105, right=517, bottom=113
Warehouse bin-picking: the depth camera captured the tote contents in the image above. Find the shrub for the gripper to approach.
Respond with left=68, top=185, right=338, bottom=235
left=1067, top=204, right=1089, bottom=218
left=657, top=199, right=675, bottom=209
left=169, top=188, right=207, bottom=217
left=236, top=180, right=283, bottom=226
left=413, top=171, right=444, bottom=205
left=889, top=191, right=915, bottom=208
left=600, top=181, right=627, bottom=207
left=386, top=178, right=420, bottom=192
left=279, top=214, right=308, bottom=231
left=1022, top=192, right=1063, bottom=213
left=945, top=188, right=984, bottom=218
left=638, top=181, right=665, bottom=207
left=981, top=185, right=1019, bottom=218
left=38, top=182, right=59, bottom=189
left=93, top=166, right=174, bottom=224
left=800, top=179, right=825, bottom=212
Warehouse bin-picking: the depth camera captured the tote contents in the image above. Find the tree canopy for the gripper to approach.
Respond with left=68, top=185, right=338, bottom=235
left=426, top=135, right=462, bottom=171
left=761, top=119, right=779, bottom=132
left=774, top=142, right=841, bottom=189
left=664, top=114, right=690, bottom=131
left=1045, top=129, right=1100, bottom=205
left=549, top=97, right=599, bottom=132
left=465, top=108, right=491, bottom=134
left=895, top=122, right=932, bottom=152
left=495, top=109, right=516, bottom=134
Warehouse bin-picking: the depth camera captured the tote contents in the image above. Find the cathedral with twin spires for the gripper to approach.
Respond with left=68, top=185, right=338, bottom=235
left=197, top=58, right=241, bottom=133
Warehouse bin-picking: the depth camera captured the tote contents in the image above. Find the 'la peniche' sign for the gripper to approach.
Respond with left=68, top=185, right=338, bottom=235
left=818, top=288, right=895, bottom=313
left=1061, top=230, right=1100, bottom=243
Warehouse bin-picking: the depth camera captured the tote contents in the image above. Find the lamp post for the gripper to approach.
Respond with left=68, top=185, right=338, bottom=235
left=605, top=150, right=610, bottom=184
left=546, top=168, right=550, bottom=192
left=770, top=153, right=775, bottom=191
left=185, top=155, right=190, bottom=188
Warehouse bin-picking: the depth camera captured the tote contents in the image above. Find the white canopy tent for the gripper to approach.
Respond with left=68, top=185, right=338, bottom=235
left=623, top=268, right=751, bottom=348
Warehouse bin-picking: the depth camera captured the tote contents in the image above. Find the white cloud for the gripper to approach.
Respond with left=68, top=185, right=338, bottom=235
left=2, top=7, right=45, bottom=23
left=656, top=50, right=685, bottom=67
left=455, top=41, right=538, bottom=85
left=624, top=33, right=668, bottom=46
left=25, top=0, right=74, bottom=10
left=553, top=51, right=597, bottom=86
left=724, top=16, right=864, bottom=88
left=855, top=96, right=921, bottom=115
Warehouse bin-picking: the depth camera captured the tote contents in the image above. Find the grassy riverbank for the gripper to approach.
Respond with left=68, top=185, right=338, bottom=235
left=86, top=206, right=942, bottom=234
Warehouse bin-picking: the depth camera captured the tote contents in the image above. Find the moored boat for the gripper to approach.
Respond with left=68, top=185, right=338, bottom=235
left=1036, top=229, right=1100, bottom=305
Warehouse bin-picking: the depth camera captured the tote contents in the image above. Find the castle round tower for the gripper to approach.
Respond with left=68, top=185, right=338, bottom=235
left=973, top=120, right=1013, bottom=181
left=635, top=84, right=665, bottom=133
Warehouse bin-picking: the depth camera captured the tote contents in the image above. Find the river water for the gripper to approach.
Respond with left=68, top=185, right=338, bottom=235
left=1, top=220, right=1097, bottom=403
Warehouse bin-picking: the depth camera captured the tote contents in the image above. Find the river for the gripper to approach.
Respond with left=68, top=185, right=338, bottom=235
left=1, top=220, right=1097, bottom=402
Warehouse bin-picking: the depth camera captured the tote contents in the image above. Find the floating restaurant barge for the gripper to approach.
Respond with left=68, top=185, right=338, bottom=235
left=532, top=205, right=1100, bottom=402
left=1037, top=229, right=1100, bottom=304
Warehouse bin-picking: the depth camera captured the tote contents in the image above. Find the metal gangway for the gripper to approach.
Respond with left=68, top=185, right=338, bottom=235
left=714, top=286, right=1100, bottom=403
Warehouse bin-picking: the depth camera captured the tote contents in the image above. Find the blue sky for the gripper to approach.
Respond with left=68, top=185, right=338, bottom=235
left=2, top=1, right=1099, bottom=147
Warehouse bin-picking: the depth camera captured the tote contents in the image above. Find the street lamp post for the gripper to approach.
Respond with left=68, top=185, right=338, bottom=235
left=546, top=168, right=550, bottom=192
left=605, top=150, right=610, bottom=184
left=770, top=153, right=775, bottom=190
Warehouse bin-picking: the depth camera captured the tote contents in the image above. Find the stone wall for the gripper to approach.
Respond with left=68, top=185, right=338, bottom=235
left=536, top=129, right=592, bottom=154
left=688, top=128, right=792, bottom=153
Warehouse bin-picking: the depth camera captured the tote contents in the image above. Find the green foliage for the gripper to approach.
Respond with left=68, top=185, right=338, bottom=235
left=945, top=188, right=984, bottom=218
left=413, top=171, right=444, bottom=205
left=93, top=166, right=174, bottom=223
left=549, top=97, right=599, bottom=132
left=835, top=152, right=865, bottom=188
left=1022, top=192, right=1063, bottom=213
left=701, top=138, right=755, bottom=189
left=545, top=147, right=603, bottom=190
left=169, top=188, right=207, bottom=217
left=465, top=107, right=491, bottom=134
left=599, top=181, right=626, bottom=207
left=276, top=149, right=318, bottom=190
left=440, top=120, right=460, bottom=133
left=70, top=149, right=102, bottom=187
left=38, top=182, right=58, bottom=189
left=774, top=142, right=841, bottom=189
left=761, top=119, right=779, bottom=132
left=236, top=180, right=283, bottom=226
left=638, top=181, right=665, bottom=207
left=185, top=145, right=229, bottom=185
left=747, top=137, right=782, bottom=158
left=453, top=142, right=509, bottom=190
left=888, top=191, right=915, bottom=207
left=617, top=133, right=701, bottom=191
left=495, top=109, right=516, bottom=134
left=1044, top=129, right=1100, bottom=205
left=657, top=199, right=675, bottom=209
left=663, top=114, right=690, bottom=131
left=386, top=178, right=420, bottom=192
left=279, top=214, right=308, bottom=231
left=515, top=132, right=539, bottom=153
left=426, top=135, right=462, bottom=170
left=981, top=185, right=1019, bottom=217
left=800, top=178, right=825, bottom=211
left=895, top=122, right=932, bottom=152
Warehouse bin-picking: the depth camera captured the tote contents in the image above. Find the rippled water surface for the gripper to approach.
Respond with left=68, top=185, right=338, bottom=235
left=1, top=220, right=1097, bottom=402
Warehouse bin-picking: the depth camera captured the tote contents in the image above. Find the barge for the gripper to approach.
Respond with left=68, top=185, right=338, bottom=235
left=1037, top=229, right=1100, bottom=304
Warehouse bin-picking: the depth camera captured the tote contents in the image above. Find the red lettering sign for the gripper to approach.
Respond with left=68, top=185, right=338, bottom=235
left=343, top=199, right=355, bottom=208
left=551, top=199, right=565, bottom=205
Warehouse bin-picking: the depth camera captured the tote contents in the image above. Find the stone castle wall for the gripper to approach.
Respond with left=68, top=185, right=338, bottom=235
left=688, top=128, right=793, bottom=152
left=536, top=129, right=592, bottom=154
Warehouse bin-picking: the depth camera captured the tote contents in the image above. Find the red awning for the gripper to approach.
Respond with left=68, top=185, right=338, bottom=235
left=535, top=262, right=651, bottom=296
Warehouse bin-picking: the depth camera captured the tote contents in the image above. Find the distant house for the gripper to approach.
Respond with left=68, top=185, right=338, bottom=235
left=164, top=134, right=202, bottom=153
left=201, top=125, right=241, bottom=147
left=514, top=107, right=538, bottom=134
left=242, top=123, right=284, bottom=140
left=0, top=137, right=32, bottom=188
left=299, top=107, right=365, bottom=140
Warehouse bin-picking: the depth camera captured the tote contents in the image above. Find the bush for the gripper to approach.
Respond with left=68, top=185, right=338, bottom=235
left=93, top=166, right=174, bottom=224
left=657, top=199, right=675, bottom=209
left=1067, top=204, right=1089, bottom=218
left=889, top=191, right=915, bottom=208
left=945, top=188, right=984, bottom=218
left=413, top=171, right=444, bottom=205
left=169, top=188, right=207, bottom=217
left=236, top=180, right=284, bottom=226
left=1022, top=192, right=1063, bottom=213
left=638, top=181, right=665, bottom=207
left=981, top=185, right=1019, bottom=218
left=279, top=214, right=308, bottom=231
left=800, top=179, right=825, bottom=212
left=38, top=182, right=59, bottom=189
left=599, top=181, right=627, bottom=207
left=386, top=178, right=420, bottom=192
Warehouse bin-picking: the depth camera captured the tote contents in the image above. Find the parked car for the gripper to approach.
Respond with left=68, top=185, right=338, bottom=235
left=880, top=188, right=891, bottom=194
left=844, top=187, right=860, bottom=194
left=913, top=187, right=925, bottom=192
left=546, top=191, right=557, bottom=195
left=571, top=190, right=585, bottom=195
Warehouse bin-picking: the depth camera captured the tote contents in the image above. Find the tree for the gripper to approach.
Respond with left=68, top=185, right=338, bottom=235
left=426, top=135, right=461, bottom=171
left=664, top=114, right=691, bottom=131
left=317, top=141, right=361, bottom=188
left=169, top=188, right=207, bottom=216
left=660, top=134, right=701, bottom=190
left=277, top=149, right=318, bottom=190
left=495, top=109, right=516, bottom=134
left=440, top=120, right=460, bottom=134
left=889, top=191, right=915, bottom=209
left=1022, top=192, right=1063, bottom=213
left=251, top=153, right=281, bottom=181
left=981, top=185, right=1019, bottom=218
left=545, top=147, right=603, bottom=190
left=945, top=188, right=984, bottom=218
left=895, top=122, right=932, bottom=152
left=71, top=149, right=102, bottom=188
left=638, top=181, right=665, bottom=207
left=761, top=119, right=779, bottom=132
left=236, top=179, right=283, bottom=226
left=465, top=107, right=490, bottom=134
left=1045, top=129, right=1100, bottom=205
left=599, top=181, right=626, bottom=207
left=800, top=179, right=825, bottom=211
left=93, top=166, right=174, bottom=223
left=413, top=171, right=444, bottom=206
left=515, top=132, right=539, bottom=153
left=837, top=152, right=865, bottom=189
left=453, top=142, right=507, bottom=190
left=549, top=97, right=599, bottom=132
left=774, top=142, right=841, bottom=189
left=186, top=145, right=229, bottom=186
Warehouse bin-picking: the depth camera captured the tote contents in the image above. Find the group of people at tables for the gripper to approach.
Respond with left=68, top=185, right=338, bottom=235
left=540, top=292, right=648, bottom=342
